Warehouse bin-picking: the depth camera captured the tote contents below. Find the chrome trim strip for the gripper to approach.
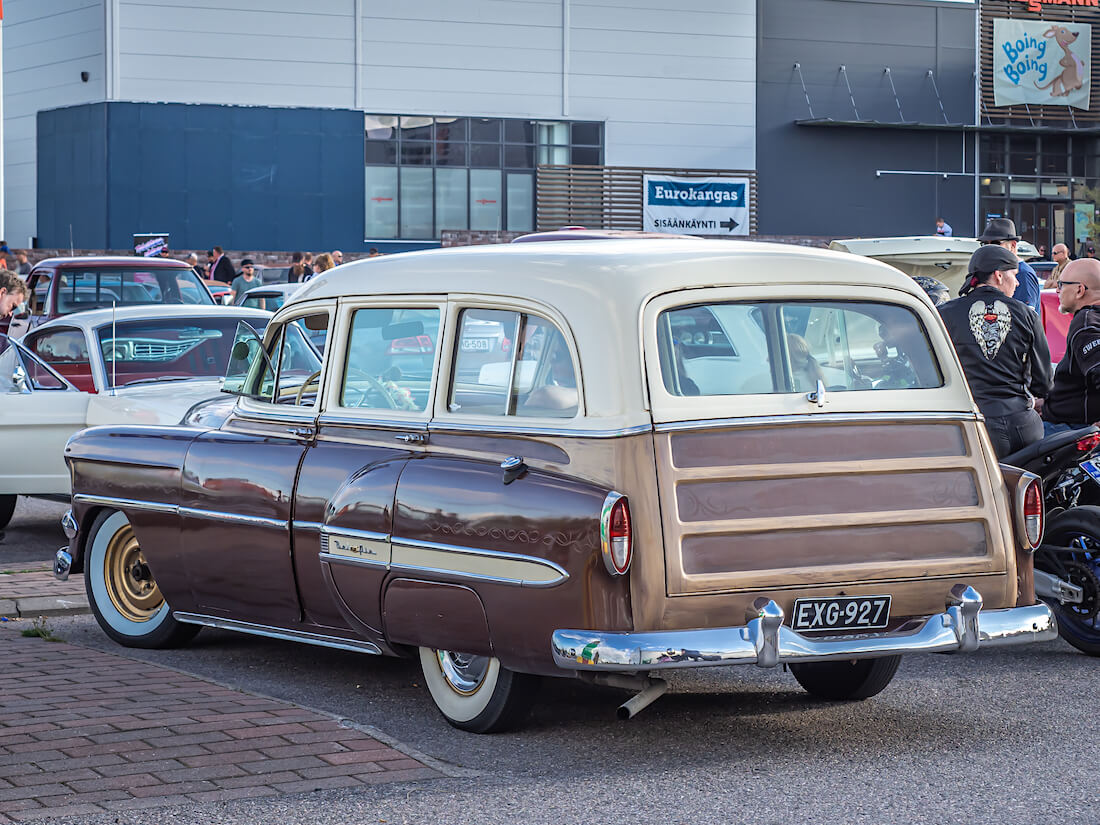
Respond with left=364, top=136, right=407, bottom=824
left=321, top=524, right=390, bottom=543
left=390, top=536, right=569, bottom=587
left=551, top=587, right=1056, bottom=672
left=172, top=613, right=382, bottom=655
left=654, top=411, right=980, bottom=433
left=427, top=421, right=653, bottom=439
left=178, top=507, right=287, bottom=530
left=318, top=413, right=429, bottom=431
left=72, top=494, right=179, bottom=515
left=292, top=520, right=326, bottom=532
left=231, top=408, right=318, bottom=426
left=320, top=551, right=388, bottom=569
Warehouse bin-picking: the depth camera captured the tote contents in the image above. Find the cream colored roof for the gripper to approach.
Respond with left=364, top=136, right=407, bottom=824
left=287, top=240, right=975, bottom=426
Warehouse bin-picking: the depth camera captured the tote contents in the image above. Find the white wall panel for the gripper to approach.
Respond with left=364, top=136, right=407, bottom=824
left=3, top=0, right=106, bottom=247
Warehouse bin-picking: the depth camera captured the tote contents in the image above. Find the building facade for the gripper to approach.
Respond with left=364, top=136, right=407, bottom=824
left=6, top=1, right=1100, bottom=252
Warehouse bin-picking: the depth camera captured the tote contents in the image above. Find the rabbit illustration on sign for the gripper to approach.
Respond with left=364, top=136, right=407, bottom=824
left=1035, top=25, right=1086, bottom=97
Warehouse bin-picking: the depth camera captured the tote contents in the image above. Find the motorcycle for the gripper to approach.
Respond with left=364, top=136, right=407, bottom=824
left=1002, top=425, right=1100, bottom=655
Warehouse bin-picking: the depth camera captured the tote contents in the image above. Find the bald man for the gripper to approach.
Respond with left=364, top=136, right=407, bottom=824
left=1043, top=258, right=1100, bottom=429
left=1044, top=243, right=1070, bottom=289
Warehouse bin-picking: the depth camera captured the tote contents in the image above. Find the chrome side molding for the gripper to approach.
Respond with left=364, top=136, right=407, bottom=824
left=172, top=613, right=382, bottom=655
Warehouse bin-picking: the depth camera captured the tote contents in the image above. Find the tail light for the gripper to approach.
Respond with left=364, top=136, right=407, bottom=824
left=1020, top=474, right=1044, bottom=550
left=600, top=493, right=632, bottom=576
left=1076, top=432, right=1100, bottom=452
left=387, top=335, right=434, bottom=355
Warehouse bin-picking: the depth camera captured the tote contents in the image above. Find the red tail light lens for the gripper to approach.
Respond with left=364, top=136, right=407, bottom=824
left=1022, top=477, right=1044, bottom=549
left=601, top=493, right=632, bottom=576
left=387, top=335, right=434, bottom=355
left=1076, top=432, right=1100, bottom=452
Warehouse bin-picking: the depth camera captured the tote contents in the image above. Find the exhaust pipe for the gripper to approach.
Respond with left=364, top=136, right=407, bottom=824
left=616, top=678, right=668, bottom=720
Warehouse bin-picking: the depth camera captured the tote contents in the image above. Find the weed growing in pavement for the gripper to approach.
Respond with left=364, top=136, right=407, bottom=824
left=21, top=616, right=62, bottom=642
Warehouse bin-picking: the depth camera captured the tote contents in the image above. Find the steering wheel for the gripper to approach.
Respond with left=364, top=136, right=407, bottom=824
left=342, top=368, right=400, bottom=410
left=294, top=370, right=322, bottom=406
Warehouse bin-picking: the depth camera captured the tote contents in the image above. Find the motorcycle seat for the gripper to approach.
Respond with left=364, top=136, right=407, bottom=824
left=1001, top=425, right=1099, bottom=468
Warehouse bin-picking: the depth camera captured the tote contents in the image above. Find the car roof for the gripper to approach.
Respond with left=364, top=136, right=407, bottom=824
left=31, top=305, right=271, bottom=333
left=34, top=256, right=197, bottom=269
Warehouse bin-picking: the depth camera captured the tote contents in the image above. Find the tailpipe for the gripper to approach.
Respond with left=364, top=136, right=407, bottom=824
left=616, top=678, right=669, bottom=720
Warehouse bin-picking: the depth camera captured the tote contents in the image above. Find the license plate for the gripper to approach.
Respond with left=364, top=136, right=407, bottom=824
left=461, top=338, right=491, bottom=352
left=791, top=596, right=891, bottom=632
left=1081, top=459, right=1100, bottom=486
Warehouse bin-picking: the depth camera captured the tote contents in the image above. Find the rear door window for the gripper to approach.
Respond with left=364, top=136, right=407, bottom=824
left=340, top=307, right=440, bottom=412
left=657, top=301, right=942, bottom=397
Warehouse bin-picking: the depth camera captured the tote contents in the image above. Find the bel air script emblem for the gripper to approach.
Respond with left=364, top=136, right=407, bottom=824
left=330, top=537, right=378, bottom=558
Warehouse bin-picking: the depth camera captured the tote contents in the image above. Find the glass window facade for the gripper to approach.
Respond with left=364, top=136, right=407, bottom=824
left=364, top=115, right=603, bottom=240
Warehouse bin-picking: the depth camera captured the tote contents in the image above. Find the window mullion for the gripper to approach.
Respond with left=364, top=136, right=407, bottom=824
left=505, top=313, right=526, bottom=415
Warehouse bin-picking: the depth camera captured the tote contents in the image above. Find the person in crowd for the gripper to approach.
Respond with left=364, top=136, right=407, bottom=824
left=209, top=246, right=236, bottom=283
left=977, top=218, right=1041, bottom=314
left=331, top=250, right=343, bottom=266
left=302, top=251, right=314, bottom=272
left=935, top=217, right=952, bottom=237
left=0, top=271, right=27, bottom=319
left=185, top=252, right=204, bottom=281
left=1084, top=241, right=1097, bottom=259
left=938, top=244, right=1051, bottom=458
left=1040, top=258, right=1100, bottom=432
left=14, top=251, right=31, bottom=276
left=1045, top=243, right=1071, bottom=289
left=309, top=253, right=335, bottom=280
left=368, top=248, right=381, bottom=258
left=229, top=259, right=262, bottom=303
left=288, top=251, right=308, bottom=283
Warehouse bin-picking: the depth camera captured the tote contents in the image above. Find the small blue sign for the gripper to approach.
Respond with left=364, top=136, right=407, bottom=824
left=647, top=179, right=745, bottom=208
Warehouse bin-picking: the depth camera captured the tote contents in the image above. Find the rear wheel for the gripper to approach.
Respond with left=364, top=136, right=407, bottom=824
left=0, top=495, right=15, bottom=530
left=1040, top=507, right=1100, bottom=656
left=418, top=647, right=538, bottom=733
left=84, top=510, right=199, bottom=649
left=790, top=655, right=902, bottom=701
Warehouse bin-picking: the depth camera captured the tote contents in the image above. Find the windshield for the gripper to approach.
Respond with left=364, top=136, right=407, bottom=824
left=55, top=267, right=214, bottom=313
left=97, top=314, right=269, bottom=389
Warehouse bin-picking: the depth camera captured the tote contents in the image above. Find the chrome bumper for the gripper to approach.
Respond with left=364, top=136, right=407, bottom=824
left=551, top=585, right=1057, bottom=672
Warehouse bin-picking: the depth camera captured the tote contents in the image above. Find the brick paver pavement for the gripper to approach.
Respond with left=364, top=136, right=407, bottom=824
left=0, top=627, right=439, bottom=821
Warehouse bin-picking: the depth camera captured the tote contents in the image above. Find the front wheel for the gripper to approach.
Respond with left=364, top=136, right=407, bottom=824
left=790, top=655, right=902, bottom=701
left=1040, top=507, right=1100, bottom=656
left=84, top=510, right=200, bottom=649
left=0, top=495, right=15, bottom=530
left=418, top=647, right=538, bottom=733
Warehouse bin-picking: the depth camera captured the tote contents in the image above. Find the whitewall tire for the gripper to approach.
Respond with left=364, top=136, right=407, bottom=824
left=418, top=647, right=538, bottom=733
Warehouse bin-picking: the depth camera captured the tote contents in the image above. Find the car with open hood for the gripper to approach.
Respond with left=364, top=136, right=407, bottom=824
left=57, top=239, right=1055, bottom=732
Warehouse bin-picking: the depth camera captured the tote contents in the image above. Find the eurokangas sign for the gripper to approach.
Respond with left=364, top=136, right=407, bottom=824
left=642, top=175, right=750, bottom=236
left=993, top=18, right=1091, bottom=109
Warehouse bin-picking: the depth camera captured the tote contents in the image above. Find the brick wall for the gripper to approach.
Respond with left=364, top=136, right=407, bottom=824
left=13, top=249, right=370, bottom=268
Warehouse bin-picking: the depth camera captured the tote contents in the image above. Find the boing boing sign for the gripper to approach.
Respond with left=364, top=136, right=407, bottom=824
left=642, top=175, right=750, bottom=236
left=992, top=18, right=1092, bottom=110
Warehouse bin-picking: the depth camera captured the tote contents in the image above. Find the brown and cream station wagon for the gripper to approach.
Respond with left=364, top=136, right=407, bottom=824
left=57, top=239, right=1056, bottom=733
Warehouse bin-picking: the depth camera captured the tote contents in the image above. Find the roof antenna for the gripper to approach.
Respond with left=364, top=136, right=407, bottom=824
left=111, top=300, right=117, bottom=396
left=69, top=224, right=74, bottom=257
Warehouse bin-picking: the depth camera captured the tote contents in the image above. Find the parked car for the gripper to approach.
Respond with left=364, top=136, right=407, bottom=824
left=204, top=279, right=233, bottom=305
left=234, top=282, right=303, bottom=312
left=0, top=305, right=270, bottom=529
left=58, top=240, right=1055, bottom=733
left=1, top=256, right=217, bottom=339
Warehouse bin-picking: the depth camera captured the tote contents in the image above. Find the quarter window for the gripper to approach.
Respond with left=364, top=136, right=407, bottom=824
left=340, top=307, right=440, bottom=412
left=657, top=301, right=942, bottom=397
left=449, top=308, right=578, bottom=418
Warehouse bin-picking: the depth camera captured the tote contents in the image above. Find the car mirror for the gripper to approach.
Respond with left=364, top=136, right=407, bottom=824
left=382, top=320, right=424, bottom=340
left=222, top=321, right=273, bottom=398
left=11, top=364, right=28, bottom=394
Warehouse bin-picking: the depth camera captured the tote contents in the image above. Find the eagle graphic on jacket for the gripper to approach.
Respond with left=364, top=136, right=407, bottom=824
left=968, top=299, right=1012, bottom=360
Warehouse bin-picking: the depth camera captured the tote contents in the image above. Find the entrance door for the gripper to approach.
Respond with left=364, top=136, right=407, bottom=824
left=1011, top=200, right=1073, bottom=257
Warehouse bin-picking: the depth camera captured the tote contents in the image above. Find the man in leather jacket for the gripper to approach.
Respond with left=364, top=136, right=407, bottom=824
left=1041, top=258, right=1100, bottom=430
left=938, top=244, right=1052, bottom=458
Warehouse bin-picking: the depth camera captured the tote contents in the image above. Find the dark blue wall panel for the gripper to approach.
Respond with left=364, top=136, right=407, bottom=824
left=39, top=101, right=366, bottom=252
left=37, top=104, right=108, bottom=249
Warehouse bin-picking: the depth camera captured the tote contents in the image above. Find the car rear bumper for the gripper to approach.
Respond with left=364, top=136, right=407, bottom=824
left=550, top=585, right=1056, bottom=672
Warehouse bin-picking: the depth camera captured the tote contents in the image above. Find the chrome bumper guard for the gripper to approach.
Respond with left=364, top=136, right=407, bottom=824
left=551, top=585, right=1057, bottom=672
left=53, top=548, right=72, bottom=582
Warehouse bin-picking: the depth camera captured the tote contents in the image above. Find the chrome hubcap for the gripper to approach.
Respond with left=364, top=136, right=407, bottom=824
left=436, top=651, right=490, bottom=695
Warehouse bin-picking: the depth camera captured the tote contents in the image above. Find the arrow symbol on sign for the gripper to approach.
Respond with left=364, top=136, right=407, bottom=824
left=475, top=199, right=497, bottom=205
left=719, top=217, right=740, bottom=232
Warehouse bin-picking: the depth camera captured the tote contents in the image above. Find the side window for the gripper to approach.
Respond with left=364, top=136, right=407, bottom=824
left=449, top=308, right=578, bottom=418
left=25, top=328, right=94, bottom=392
left=340, top=307, right=439, bottom=412
left=224, top=314, right=327, bottom=406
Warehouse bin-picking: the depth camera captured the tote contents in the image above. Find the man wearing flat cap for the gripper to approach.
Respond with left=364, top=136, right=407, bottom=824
left=938, top=244, right=1052, bottom=458
left=977, top=217, right=1041, bottom=313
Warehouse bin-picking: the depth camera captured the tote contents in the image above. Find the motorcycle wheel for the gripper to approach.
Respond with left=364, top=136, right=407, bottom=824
left=1041, top=506, right=1100, bottom=657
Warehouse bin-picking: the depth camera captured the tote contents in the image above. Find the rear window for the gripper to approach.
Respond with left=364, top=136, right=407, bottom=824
left=656, top=301, right=942, bottom=397
left=56, top=267, right=214, bottom=312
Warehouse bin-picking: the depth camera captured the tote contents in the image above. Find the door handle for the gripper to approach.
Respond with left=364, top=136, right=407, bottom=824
left=395, top=433, right=426, bottom=445
left=288, top=426, right=315, bottom=439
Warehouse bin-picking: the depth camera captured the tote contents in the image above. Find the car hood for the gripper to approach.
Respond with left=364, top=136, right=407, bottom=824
left=85, top=378, right=227, bottom=427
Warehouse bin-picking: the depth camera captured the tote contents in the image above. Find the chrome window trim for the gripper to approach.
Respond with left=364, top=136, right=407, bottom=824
left=172, top=613, right=381, bottom=655
left=72, top=494, right=179, bottom=515
left=653, top=411, right=980, bottom=433
left=178, top=506, right=287, bottom=530
left=427, top=421, right=652, bottom=439
left=317, top=413, right=429, bottom=431
left=231, top=407, right=318, bottom=426
left=390, top=536, right=569, bottom=587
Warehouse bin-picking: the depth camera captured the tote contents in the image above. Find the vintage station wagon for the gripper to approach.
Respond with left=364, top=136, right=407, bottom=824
left=58, top=239, right=1056, bottom=733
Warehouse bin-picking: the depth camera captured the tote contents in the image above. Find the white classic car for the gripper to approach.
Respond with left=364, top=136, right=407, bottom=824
left=0, top=305, right=271, bottom=528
